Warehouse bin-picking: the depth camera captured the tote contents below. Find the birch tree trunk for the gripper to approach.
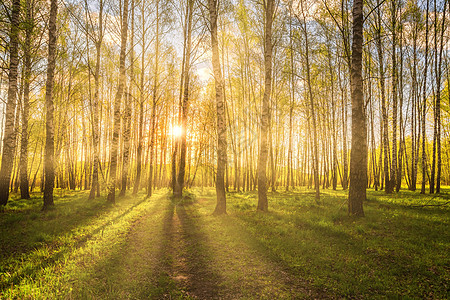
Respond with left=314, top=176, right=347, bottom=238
left=133, top=0, right=148, bottom=195
left=147, top=0, right=160, bottom=197
left=43, top=0, right=58, bottom=210
left=120, top=0, right=134, bottom=197
left=175, top=0, right=194, bottom=198
left=287, top=10, right=294, bottom=191
left=20, top=0, right=34, bottom=200
left=410, top=15, right=419, bottom=191
left=108, top=0, right=129, bottom=203
left=375, top=0, right=391, bottom=193
left=257, top=0, right=274, bottom=212
left=299, top=1, right=320, bottom=201
left=390, top=0, right=398, bottom=193
left=348, top=0, right=365, bottom=216
left=433, top=0, right=446, bottom=193
left=208, top=0, right=228, bottom=215
left=0, top=0, right=20, bottom=205
left=421, top=0, right=429, bottom=194
left=89, top=0, right=103, bottom=200
left=396, top=22, right=404, bottom=193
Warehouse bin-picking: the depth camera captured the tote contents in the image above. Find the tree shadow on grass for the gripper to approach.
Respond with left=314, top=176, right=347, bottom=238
left=69, top=195, right=169, bottom=299
left=176, top=204, right=222, bottom=299
left=148, top=200, right=222, bottom=299
left=229, top=204, right=449, bottom=298
left=1, top=194, right=109, bottom=259
left=147, top=199, right=181, bottom=299
left=365, top=193, right=450, bottom=215
left=0, top=194, right=150, bottom=293
left=78, top=195, right=220, bottom=299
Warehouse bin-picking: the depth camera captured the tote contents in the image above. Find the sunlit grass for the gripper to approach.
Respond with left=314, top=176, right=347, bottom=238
left=0, top=189, right=165, bottom=298
left=1, top=187, right=448, bottom=298
left=190, top=187, right=450, bottom=298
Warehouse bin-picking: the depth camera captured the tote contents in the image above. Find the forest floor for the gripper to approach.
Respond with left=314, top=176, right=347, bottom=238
left=0, top=187, right=449, bottom=299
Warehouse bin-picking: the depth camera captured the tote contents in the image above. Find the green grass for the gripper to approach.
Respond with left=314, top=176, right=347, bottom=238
left=0, top=189, right=166, bottom=299
left=190, top=187, right=449, bottom=298
left=0, top=187, right=449, bottom=298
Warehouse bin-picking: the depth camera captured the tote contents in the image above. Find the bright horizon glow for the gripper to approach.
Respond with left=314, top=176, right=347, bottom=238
left=172, top=125, right=182, bottom=138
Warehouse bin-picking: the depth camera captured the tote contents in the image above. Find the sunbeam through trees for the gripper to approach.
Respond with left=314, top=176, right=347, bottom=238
left=0, top=0, right=449, bottom=298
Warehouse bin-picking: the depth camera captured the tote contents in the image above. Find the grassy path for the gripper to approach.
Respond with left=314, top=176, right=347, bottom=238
left=73, top=194, right=168, bottom=298
left=71, top=193, right=318, bottom=299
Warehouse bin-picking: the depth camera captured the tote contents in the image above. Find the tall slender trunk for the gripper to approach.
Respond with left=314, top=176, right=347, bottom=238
left=337, top=56, right=349, bottom=190
left=20, top=0, right=34, bottom=200
left=173, top=1, right=189, bottom=194
left=13, top=82, right=22, bottom=194
left=286, top=27, right=295, bottom=191
left=340, top=0, right=350, bottom=191
left=133, top=99, right=144, bottom=194
left=175, top=0, right=194, bottom=198
left=430, top=0, right=438, bottom=194
left=89, top=0, right=103, bottom=200
left=148, top=0, right=160, bottom=197
left=328, top=42, right=338, bottom=191
left=300, top=4, right=320, bottom=201
left=410, top=18, right=419, bottom=191
left=108, top=0, right=129, bottom=203
left=209, top=0, right=228, bottom=214
left=120, top=0, right=134, bottom=196
left=433, top=0, right=446, bottom=193
left=370, top=78, right=378, bottom=190
left=269, top=124, right=276, bottom=191
left=286, top=9, right=294, bottom=192
left=0, top=0, right=20, bottom=205
left=133, top=0, right=147, bottom=194
left=147, top=99, right=157, bottom=196
left=42, top=0, right=58, bottom=210
left=421, top=0, right=429, bottom=194
left=396, top=22, right=404, bottom=192
left=390, top=0, right=398, bottom=193
left=376, top=0, right=390, bottom=193
left=341, top=74, right=349, bottom=190
left=256, top=0, right=274, bottom=212
left=348, top=0, right=365, bottom=217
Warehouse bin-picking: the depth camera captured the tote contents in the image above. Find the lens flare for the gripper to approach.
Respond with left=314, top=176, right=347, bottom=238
left=172, top=125, right=182, bottom=138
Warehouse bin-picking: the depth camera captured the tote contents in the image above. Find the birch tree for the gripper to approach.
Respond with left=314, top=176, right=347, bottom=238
left=257, top=0, right=275, bottom=212
left=108, top=0, right=129, bottom=203
left=43, top=0, right=58, bottom=210
left=348, top=0, right=365, bottom=216
left=0, top=0, right=20, bottom=206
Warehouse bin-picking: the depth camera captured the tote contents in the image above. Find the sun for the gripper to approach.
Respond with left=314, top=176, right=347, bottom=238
left=172, top=125, right=182, bottom=138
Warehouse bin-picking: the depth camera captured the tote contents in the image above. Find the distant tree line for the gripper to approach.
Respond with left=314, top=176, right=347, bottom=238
left=0, top=0, right=448, bottom=216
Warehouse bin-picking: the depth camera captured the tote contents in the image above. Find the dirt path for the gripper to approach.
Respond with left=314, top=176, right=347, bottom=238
left=78, top=194, right=321, bottom=299
left=152, top=201, right=222, bottom=299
